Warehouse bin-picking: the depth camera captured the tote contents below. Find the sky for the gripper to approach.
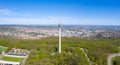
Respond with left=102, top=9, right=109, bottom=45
left=0, top=0, right=120, bottom=25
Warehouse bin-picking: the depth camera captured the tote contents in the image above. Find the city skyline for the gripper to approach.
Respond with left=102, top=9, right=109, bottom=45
left=0, top=0, right=120, bottom=25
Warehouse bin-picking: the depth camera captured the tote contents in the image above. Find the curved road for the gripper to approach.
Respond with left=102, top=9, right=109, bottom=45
left=107, top=53, right=120, bottom=65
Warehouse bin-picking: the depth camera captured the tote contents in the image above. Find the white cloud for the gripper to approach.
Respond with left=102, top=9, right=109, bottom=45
left=0, top=17, right=79, bottom=24
left=0, top=9, right=32, bottom=17
left=0, top=16, right=116, bottom=25
left=0, top=9, right=12, bottom=15
left=0, top=17, right=57, bottom=24
left=0, top=17, right=99, bottom=25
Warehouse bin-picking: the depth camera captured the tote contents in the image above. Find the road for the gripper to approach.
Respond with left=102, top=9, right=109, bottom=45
left=107, top=53, right=120, bottom=65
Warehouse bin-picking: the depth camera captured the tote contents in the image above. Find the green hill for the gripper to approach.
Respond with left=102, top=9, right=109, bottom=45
left=0, top=36, right=120, bottom=65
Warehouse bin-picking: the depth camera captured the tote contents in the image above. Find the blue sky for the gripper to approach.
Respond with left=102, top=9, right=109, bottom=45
left=0, top=0, right=120, bottom=25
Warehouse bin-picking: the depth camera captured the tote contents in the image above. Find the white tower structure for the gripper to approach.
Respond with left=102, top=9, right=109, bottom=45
left=59, top=22, right=61, bottom=53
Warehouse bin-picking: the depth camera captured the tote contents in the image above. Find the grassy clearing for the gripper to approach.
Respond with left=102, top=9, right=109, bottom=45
left=0, top=46, right=8, bottom=53
left=0, top=56, right=24, bottom=62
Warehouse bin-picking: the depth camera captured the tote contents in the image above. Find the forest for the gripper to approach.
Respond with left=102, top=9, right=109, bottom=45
left=112, top=56, right=120, bottom=65
left=0, top=36, right=120, bottom=65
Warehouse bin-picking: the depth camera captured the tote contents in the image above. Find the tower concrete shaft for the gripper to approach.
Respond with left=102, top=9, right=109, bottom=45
left=59, top=23, right=61, bottom=53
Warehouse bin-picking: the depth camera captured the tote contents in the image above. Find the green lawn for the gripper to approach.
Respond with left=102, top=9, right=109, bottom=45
left=0, top=56, right=24, bottom=62
left=0, top=46, right=8, bottom=52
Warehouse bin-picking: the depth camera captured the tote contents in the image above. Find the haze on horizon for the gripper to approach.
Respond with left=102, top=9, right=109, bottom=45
left=0, top=0, right=120, bottom=25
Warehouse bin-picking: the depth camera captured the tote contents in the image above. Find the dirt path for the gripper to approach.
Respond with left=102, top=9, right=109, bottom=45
left=80, top=48, right=92, bottom=65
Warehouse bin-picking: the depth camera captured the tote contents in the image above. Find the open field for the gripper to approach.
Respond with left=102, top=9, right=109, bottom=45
left=0, top=56, right=24, bottom=62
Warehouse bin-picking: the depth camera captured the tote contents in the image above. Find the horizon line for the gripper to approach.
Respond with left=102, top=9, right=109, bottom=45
left=0, top=24, right=120, bottom=26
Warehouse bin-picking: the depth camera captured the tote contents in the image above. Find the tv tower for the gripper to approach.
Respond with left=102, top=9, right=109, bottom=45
left=58, top=21, right=61, bottom=53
